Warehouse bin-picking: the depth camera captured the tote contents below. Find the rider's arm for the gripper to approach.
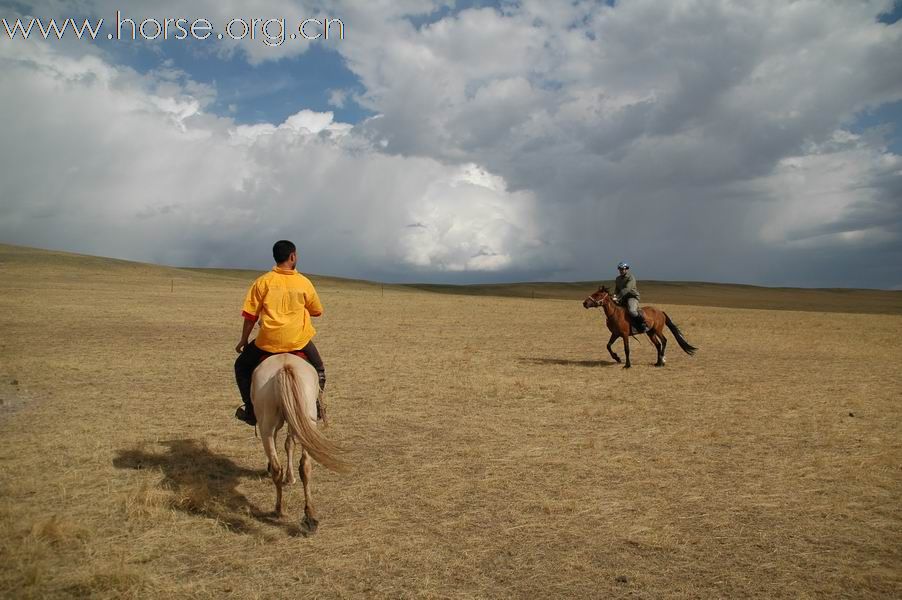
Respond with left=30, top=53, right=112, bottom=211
left=240, top=315, right=255, bottom=339
left=306, top=286, right=324, bottom=317
left=237, top=278, right=263, bottom=351
left=236, top=313, right=256, bottom=352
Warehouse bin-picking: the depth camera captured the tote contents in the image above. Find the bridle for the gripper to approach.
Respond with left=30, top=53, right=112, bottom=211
left=584, top=291, right=610, bottom=309
left=585, top=290, right=611, bottom=308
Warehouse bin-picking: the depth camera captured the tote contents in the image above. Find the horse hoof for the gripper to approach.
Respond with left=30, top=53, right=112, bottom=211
left=623, top=364, right=631, bottom=369
left=303, top=516, right=319, bottom=533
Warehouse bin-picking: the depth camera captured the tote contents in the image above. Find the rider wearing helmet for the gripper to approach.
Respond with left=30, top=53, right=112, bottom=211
left=613, top=261, right=648, bottom=333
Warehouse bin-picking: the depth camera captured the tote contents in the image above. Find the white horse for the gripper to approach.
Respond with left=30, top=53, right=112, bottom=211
left=251, top=353, right=348, bottom=532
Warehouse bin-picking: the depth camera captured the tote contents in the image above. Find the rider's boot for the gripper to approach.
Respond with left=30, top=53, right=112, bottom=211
left=633, top=313, right=649, bottom=333
left=235, top=403, right=257, bottom=426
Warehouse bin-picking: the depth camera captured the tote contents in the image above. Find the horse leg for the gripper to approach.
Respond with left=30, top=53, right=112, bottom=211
left=283, top=432, right=297, bottom=485
left=649, top=331, right=664, bottom=367
left=299, top=449, right=318, bottom=533
left=658, top=331, right=668, bottom=365
left=606, top=332, right=621, bottom=363
left=622, top=335, right=631, bottom=368
left=261, top=426, right=284, bottom=517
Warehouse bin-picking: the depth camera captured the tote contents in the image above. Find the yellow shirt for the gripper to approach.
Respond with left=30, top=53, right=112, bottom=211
left=241, top=267, right=323, bottom=353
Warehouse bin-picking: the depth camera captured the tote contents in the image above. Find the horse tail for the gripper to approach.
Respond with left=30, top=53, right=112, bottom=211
left=277, top=364, right=349, bottom=473
left=664, top=313, right=698, bottom=356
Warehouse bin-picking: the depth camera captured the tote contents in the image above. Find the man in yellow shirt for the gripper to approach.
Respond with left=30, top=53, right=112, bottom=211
left=234, top=240, right=325, bottom=426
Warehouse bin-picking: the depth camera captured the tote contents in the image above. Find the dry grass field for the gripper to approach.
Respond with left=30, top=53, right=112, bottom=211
left=1, top=243, right=900, bottom=599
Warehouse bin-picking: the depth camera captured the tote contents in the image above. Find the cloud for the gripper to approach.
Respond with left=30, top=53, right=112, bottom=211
left=399, top=164, right=545, bottom=272
left=757, top=131, right=902, bottom=248
left=0, top=39, right=548, bottom=281
left=327, top=88, right=347, bottom=108
left=330, top=0, right=902, bottom=286
left=1, top=0, right=901, bottom=288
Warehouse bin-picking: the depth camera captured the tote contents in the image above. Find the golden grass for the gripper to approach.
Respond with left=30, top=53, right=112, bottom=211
left=1, top=243, right=900, bottom=598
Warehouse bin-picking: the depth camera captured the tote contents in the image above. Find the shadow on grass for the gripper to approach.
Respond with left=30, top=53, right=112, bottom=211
left=113, top=439, right=309, bottom=536
left=519, top=357, right=619, bottom=367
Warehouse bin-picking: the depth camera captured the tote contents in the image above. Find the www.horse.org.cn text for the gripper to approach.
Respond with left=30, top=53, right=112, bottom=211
left=2, top=12, right=346, bottom=46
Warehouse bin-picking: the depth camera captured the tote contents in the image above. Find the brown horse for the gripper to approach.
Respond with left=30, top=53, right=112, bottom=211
left=582, top=286, right=697, bottom=368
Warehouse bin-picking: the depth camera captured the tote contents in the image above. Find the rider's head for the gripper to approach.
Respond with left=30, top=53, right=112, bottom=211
left=617, top=261, right=630, bottom=273
left=273, top=240, right=297, bottom=268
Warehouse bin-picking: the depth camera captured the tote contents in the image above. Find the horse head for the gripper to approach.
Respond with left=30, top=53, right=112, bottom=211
left=582, top=286, right=611, bottom=309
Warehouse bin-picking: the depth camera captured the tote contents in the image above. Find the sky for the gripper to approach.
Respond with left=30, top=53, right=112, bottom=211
left=0, top=0, right=900, bottom=289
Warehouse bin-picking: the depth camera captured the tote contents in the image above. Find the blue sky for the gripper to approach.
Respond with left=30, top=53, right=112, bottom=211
left=1, top=0, right=901, bottom=288
left=850, top=100, right=902, bottom=154
left=879, top=0, right=902, bottom=23
left=105, top=37, right=372, bottom=125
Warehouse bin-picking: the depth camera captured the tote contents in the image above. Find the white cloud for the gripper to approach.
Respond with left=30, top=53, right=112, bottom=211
left=327, top=88, right=347, bottom=108
left=758, top=131, right=902, bottom=248
left=400, top=163, right=543, bottom=271
left=0, top=39, right=547, bottom=279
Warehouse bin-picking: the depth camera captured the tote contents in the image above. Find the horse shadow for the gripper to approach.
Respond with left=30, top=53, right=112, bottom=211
left=113, top=439, right=308, bottom=536
left=519, top=357, right=619, bottom=367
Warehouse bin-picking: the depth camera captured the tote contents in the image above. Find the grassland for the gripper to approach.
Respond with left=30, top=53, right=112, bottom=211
left=1, top=243, right=900, bottom=599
